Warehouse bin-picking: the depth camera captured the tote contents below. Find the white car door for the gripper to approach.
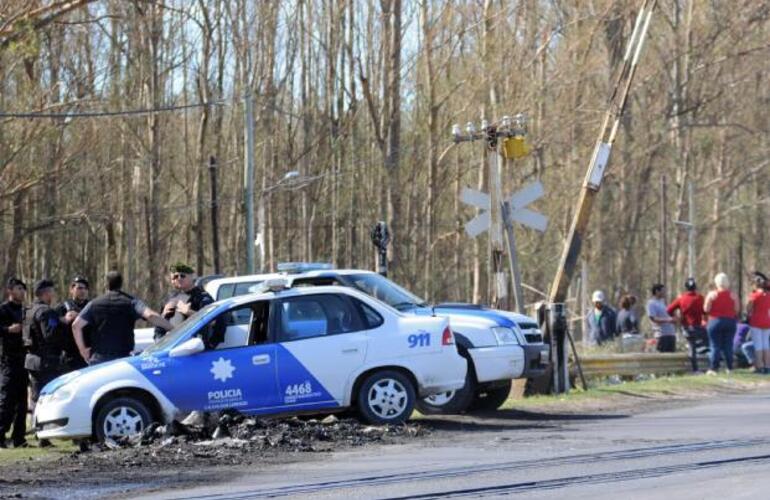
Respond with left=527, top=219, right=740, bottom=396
left=274, top=293, right=369, bottom=408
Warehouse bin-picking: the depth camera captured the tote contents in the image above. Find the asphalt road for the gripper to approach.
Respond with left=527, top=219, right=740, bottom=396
left=141, top=390, right=770, bottom=500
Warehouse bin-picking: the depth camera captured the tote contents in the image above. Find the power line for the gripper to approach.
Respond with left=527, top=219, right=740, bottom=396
left=0, top=100, right=225, bottom=119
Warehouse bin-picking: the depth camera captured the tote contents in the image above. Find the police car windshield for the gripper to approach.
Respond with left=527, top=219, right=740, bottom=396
left=347, top=273, right=427, bottom=311
left=143, top=302, right=221, bottom=354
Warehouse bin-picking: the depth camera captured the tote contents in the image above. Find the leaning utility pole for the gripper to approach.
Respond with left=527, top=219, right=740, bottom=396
left=546, top=0, right=657, bottom=393
left=243, top=93, right=256, bottom=274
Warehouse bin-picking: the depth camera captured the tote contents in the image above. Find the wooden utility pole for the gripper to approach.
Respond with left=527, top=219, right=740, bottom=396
left=209, top=155, right=221, bottom=274
left=688, top=181, right=695, bottom=278
left=738, top=234, right=744, bottom=306
left=486, top=126, right=507, bottom=307
left=546, top=0, right=657, bottom=394
left=454, top=119, right=536, bottom=310
left=675, top=181, right=696, bottom=279
left=660, top=174, right=667, bottom=283
left=244, top=93, right=256, bottom=274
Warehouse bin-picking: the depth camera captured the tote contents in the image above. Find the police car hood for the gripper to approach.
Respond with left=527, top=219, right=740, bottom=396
left=409, top=304, right=536, bottom=330
left=40, top=358, right=128, bottom=396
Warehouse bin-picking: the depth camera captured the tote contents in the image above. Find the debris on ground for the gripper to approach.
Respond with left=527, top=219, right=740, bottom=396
left=74, top=411, right=427, bottom=466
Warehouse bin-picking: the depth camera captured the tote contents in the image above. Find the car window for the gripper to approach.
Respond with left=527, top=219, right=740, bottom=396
left=352, top=298, right=384, bottom=329
left=199, top=302, right=272, bottom=350
left=218, top=282, right=265, bottom=324
left=216, top=283, right=235, bottom=300
left=235, top=281, right=263, bottom=296
left=292, top=277, right=341, bottom=287
left=276, top=294, right=365, bottom=342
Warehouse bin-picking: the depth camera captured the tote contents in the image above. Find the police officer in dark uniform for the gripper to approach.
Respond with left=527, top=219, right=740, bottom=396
left=0, top=278, right=28, bottom=448
left=154, top=263, right=215, bottom=342
left=24, top=279, right=64, bottom=417
left=72, top=271, right=172, bottom=365
left=55, top=276, right=91, bottom=372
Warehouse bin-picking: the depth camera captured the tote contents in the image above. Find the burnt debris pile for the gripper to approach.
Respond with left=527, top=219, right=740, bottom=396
left=95, top=411, right=426, bottom=455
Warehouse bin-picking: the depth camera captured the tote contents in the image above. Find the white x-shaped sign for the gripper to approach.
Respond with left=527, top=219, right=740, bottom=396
left=461, top=181, right=549, bottom=238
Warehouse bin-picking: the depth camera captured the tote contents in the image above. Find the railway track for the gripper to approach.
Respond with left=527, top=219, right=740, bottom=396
left=183, top=437, right=770, bottom=499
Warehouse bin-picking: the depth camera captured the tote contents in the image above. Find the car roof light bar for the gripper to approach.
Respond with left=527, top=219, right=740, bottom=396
left=261, top=278, right=290, bottom=292
left=276, top=262, right=334, bottom=274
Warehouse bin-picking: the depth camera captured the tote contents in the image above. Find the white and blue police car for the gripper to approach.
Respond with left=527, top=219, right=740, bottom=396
left=34, top=280, right=466, bottom=442
left=202, top=265, right=550, bottom=415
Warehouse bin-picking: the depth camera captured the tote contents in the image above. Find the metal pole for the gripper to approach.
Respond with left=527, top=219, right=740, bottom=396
left=687, top=181, right=695, bottom=278
left=209, top=156, right=221, bottom=274
left=370, top=221, right=390, bottom=277
left=502, top=201, right=525, bottom=314
left=549, top=303, right=569, bottom=393
left=244, top=93, right=256, bottom=274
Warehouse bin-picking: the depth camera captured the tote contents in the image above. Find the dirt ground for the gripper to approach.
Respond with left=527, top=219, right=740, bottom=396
left=0, top=414, right=426, bottom=499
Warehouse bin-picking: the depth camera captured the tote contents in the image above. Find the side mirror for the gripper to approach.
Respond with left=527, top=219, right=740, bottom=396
left=169, top=337, right=205, bottom=358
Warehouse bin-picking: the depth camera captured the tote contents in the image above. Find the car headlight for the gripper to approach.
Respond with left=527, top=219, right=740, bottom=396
left=492, top=327, right=520, bottom=345
left=48, top=385, right=75, bottom=404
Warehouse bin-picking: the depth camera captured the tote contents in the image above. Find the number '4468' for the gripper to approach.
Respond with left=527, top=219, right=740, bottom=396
left=408, top=332, right=430, bottom=348
left=286, top=382, right=312, bottom=396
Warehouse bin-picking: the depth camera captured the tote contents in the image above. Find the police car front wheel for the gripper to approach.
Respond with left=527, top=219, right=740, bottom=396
left=94, top=397, right=152, bottom=442
left=357, top=370, right=416, bottom=425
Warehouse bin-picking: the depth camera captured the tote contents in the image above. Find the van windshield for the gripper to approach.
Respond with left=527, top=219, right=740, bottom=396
left=347, top=273, right=428, bottom=311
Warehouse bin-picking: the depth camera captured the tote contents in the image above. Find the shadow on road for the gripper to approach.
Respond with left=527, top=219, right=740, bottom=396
left=418, top=417, right=556, bottom=432
left=482, top=408, right=630, bottom=421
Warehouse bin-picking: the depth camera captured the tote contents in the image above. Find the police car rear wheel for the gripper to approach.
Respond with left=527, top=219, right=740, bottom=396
left=415, top=367, right=476, bottom=415
left=358, top=370, right=415, bottom=425
left=95, top=397, right=152, bottom=442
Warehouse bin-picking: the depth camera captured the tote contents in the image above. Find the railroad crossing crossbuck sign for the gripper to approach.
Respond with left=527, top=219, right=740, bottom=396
left=461, top=181, right=549, bottom=237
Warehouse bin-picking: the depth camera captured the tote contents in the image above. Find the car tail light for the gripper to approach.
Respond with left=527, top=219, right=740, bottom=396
left=442, top=326, right=455, bottom=346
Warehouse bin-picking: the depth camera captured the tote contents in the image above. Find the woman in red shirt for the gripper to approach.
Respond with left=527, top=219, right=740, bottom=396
left=703, top=273, right=739, bottom=375
left=747, top=272, right=770, bottom=374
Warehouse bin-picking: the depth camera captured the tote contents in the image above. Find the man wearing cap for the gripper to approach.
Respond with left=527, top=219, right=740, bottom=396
left=585, top=290, right=617, bottom=345
left=154, top=263, right=214, bottom=342
left=55, top=276, right=91, bottom=372
left=73, top=271, right=172, bottom=365
left=668, top=278, right=706, bottom=372
left=24, top=279, right=65, bottom=416
left=0, top=278, right=29, bottom=448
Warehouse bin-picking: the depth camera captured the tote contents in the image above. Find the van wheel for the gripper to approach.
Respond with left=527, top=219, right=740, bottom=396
left=94, top=397, right=152, bottom=442
left=357, top=370, right=416, bottom=425
left=416, top=363, right=476, bottom=415
left=470, top=380, right=512, bottom=412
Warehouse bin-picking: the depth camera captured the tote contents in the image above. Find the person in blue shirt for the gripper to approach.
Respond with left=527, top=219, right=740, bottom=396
left=585, top=290, right=617, bottom=345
